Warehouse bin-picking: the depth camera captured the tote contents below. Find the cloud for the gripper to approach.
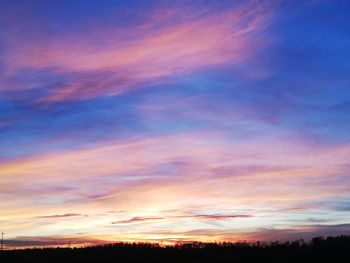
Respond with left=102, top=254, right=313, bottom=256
left=1, top=132, right=349, bottom=244
left=3, top=236, right=107, bottom=249
left=112, top=217, right=164, bottom=225
left=4, top=224, right=350, bottom=248
left=193, top=214, right=253, bottom=220
left=247, top=224, right=350, bottom=242
left=1, top=0, right=349, bottom=247
left=140, top=224, right=350, bottom=243
left=1, top=1, right=274, bottom=102
left=320, top=200, right=350, bottom=212
left=1, top=132, right=350, bottom=207
left=36, top=213, right=83, bottom=219
left=111, top=213, right=252, bottom=225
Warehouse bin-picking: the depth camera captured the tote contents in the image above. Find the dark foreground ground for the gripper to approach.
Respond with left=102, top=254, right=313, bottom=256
left=1, top=235, right=350, bottom=262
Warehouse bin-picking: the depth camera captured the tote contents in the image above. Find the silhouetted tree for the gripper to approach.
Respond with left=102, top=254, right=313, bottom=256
left=1, top=235, right=350, bottom=262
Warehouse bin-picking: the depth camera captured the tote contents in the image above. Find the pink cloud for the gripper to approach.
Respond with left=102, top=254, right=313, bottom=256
left=1, top=132, right=349, bottom=243
left=2, top=1, right=274, bottom=102
left=193, top=214, right=253, bottom=220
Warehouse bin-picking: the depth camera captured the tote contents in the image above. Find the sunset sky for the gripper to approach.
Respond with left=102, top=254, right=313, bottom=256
left=1, top=0, right=350, bottom=248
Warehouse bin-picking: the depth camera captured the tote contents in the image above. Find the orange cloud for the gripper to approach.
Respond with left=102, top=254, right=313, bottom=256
left=1, top=132, right=350, bottom=244
left=112, top=217, right=164, bottom=225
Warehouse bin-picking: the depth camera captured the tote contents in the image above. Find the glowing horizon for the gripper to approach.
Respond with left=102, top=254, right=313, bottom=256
left=1, top=0, right=350, bottom=249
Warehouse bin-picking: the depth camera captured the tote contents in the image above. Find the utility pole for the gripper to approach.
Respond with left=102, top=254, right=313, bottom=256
left=1, top=231, right=4, bottom=251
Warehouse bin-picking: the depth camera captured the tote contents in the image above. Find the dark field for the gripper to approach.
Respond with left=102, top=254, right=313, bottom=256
left=1, top=235, right=349, bottom=262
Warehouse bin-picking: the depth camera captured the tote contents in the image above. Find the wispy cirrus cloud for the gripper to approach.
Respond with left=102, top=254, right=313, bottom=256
left=1, top=132, right=349, bottom=243
left=112, top=217, right=164, bottom=225
left=36, top=213, right=83, bottom=219
left=1, top=0, right=350, bottom=247
left=111, top=214, right=253, bottom=225
left=193, top=214, right=253, bottom=220
left=1, top=132, right=350, bottom=204
left=1, top=1, right=274, bottom=102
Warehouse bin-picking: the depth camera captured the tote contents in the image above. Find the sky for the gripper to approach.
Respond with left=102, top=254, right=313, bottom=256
left=0, top=0, right=350, bottom=248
